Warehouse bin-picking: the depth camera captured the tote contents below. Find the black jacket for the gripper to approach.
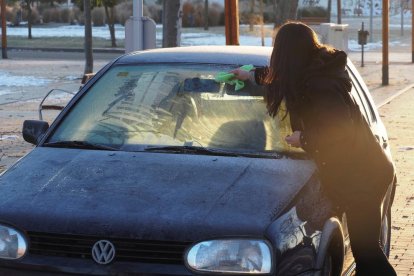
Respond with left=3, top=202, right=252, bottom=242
left=256, top=49, right=394, bottom=207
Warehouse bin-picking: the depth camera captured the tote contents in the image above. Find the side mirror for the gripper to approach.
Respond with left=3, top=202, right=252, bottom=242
left=22, top=120, right=50, bottom=145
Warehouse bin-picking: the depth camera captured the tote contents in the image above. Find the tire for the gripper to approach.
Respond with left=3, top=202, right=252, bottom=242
left=380, top=206, right=392, bottom=257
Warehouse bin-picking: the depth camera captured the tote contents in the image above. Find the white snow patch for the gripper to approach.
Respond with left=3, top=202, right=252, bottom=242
left=0, top=71, right=51, bottom=87
left=7, top=24, right=275, bottom=46
left=0, top=89, right=14, bottom=96
left=7, top=24, right=126, bottom=40
left=0, top=135, right=20, bottom=141
left=348, top=39, right=407, bottom=52
left=64, top=75, right=82, bottom=81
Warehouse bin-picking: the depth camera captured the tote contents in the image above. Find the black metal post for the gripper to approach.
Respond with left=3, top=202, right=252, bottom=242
left=361, top=22, right=365, bottom=67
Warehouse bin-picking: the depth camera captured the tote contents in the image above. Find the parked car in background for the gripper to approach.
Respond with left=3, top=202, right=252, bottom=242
left=0, top=46, right=395, bottom=275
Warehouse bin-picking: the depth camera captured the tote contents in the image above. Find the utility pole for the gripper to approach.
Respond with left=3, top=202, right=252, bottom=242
left=84, top=0, right=93, bottom=74
left=1, top=0, right=7, bottom=59
left=382, top=0, right=389, bottom=85
left=225, top=0, right=239, bottom=45
left=411, top=0, right=414, bottom=63
left=412, top=0, right=414, bottom=62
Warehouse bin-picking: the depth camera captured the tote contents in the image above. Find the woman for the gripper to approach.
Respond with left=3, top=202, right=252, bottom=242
left=231, top=22, right=396, bottom=276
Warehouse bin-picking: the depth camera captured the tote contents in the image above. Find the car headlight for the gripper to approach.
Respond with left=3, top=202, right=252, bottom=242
left=186, top=239, right=273, bottom=274
left=0, top=224, right=27, bottom=259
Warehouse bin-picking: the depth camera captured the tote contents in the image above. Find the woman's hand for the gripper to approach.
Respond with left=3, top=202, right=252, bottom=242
left=229, top=68, right=251, bottom=81
left=285, top=131, right=302, bottom=148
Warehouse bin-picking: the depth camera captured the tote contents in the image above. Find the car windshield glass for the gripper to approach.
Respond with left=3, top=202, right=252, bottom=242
left=47, top=64, right=303, bottom=156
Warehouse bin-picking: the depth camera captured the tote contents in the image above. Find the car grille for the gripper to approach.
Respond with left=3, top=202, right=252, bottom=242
left=27, top=231, right=193, bottom=264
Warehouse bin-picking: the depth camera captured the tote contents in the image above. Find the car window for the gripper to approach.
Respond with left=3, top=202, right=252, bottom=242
left=350, top=82, right=370, bottom=123
left=47, top=64, right=302, bottom=155
left=347, top=69, right=377, bottom=123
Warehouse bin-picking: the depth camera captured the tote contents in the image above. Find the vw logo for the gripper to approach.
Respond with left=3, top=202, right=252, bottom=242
left=91, top=240, right=116, bottom=265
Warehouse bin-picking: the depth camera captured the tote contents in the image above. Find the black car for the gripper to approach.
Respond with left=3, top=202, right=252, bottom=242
left=0, top=46, right=395, bottom=275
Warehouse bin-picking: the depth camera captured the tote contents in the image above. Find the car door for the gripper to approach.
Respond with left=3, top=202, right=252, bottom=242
left=346, top=65, right=391, bottom=157
left=346, top=63, right=395, bottom=258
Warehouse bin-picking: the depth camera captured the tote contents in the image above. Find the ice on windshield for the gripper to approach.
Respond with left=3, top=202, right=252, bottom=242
left=48, top=64, right=299, bottom=154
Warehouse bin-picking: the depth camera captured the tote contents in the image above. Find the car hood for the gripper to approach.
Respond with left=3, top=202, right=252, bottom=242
left=0, top=148, right=315, bottom=241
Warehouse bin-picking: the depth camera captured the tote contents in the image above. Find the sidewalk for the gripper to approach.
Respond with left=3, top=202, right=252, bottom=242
left=348, top=51, right=413, bottom=64
left=379, top=87, right=414, bottom=276
left=348, top=52, right=414, bottom=107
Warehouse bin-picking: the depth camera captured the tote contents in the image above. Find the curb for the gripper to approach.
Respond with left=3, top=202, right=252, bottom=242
left=377, top=83, right=414, bottom=108
left=7, top=47, right=125, bottom=54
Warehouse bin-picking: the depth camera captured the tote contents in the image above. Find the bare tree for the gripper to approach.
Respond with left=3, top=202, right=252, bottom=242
left=23, top=0, right=34, bottom=39
left=259, top=0, right=264, bottom=46
left=94, top=0, right=117, bottom=48
left=249, top=0, right=255, bottom=31
left=204, top=0, right=208, bottom=30
left=162, top=0, right=182, bottom=48
left=273, top=0, right=299, bottom=28
left=84, top=0, right=93, bottom=74
left=102, top=0, right=117, bottom=47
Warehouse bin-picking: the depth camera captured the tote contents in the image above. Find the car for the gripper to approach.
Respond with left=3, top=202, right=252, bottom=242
left=0, top=46, right=395, bottom=275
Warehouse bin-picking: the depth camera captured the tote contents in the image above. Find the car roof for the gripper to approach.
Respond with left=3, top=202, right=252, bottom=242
left=116, top=46, right=273, bottom=67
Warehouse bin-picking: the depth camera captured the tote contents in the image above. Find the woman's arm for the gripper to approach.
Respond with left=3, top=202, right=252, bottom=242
left=230, top=66, right=269, bottom=86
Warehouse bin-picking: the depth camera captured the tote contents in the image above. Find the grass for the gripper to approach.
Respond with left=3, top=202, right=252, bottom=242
left=6, top=36, right=125, bottom=49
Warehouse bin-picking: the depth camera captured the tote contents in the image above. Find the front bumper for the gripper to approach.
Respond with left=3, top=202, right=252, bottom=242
left=0, top=254, right=193, bottom=275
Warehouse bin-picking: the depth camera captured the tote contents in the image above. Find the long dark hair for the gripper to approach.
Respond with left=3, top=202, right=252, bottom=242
left=264, top=22, right=333, bottom=118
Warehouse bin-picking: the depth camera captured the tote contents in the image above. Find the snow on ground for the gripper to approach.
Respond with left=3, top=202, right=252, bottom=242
left=6, top=24, right=126, bottom=39
left=0, top=71, right=51, bottom=87
left=348, top=39, right=409, bottom=51
left=0, top=71, right=52, bottom=96
left=0, top=89, right=15, bottom=96
left=6, top=24, right=275, bottom=46
left=6, top=18, right=411, bottom=50
left=0, top=135, right=20, bottom=141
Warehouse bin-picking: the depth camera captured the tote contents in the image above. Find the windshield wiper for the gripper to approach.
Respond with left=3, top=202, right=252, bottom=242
left=43, top=141, right=119, bottom=151
left=144, top=145, right=240, bottom=157
left=144, top=146, right=284, bottom=159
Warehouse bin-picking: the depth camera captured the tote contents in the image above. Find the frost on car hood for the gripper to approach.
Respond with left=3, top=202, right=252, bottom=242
left=0, top=147, right=316, bottom=241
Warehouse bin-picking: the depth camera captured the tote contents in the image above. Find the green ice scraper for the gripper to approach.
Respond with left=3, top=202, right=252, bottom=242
left=214, top=64, right=255, bottom=91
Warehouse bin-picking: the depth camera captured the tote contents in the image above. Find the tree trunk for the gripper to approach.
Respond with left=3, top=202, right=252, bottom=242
left=259, top=0, right=264, bottom=46
left=162, top=0, right=182, bottom=48
left=249, top=0, right=255, bottom=31
left=84, top=0, right=93, bottom=74
left=204, top=0, right=208, bottom=30
left=104, top=4, right=117, bottom=47
left=27, top=0, right=32, bottom=39
left=273, top=0, right=299, bottom=28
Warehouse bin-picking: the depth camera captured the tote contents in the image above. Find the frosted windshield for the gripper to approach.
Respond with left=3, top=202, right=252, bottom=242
left=48, top=64, right=299, bottom=154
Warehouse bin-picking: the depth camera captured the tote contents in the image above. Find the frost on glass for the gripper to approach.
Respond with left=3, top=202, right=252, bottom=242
left=50, top=64, right=300, bottom=154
